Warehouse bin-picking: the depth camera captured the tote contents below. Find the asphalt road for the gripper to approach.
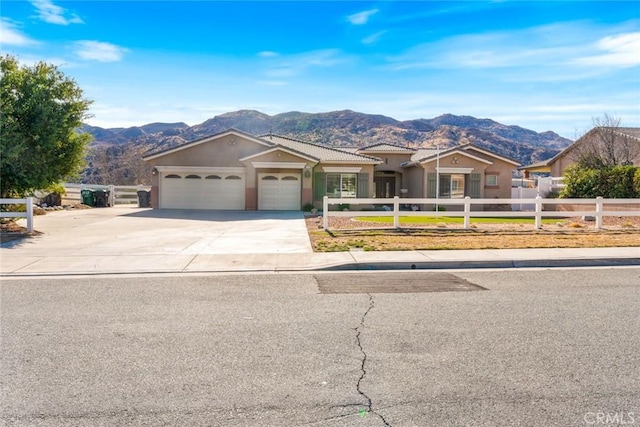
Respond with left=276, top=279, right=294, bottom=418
left=1, top=268, right=639, bottom=426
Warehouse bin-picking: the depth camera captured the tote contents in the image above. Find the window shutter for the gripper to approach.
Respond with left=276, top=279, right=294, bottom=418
left=427, top=173, right=437, bottom=198
left=357, top=173, right=369, bottom=197
left=313, top=172, right=326, bottom=201
left=470, top=173, right=481, bottom=198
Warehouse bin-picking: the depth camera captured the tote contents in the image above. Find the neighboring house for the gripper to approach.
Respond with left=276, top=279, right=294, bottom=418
left=520, top=127, right=640, bottom=178
left=142, top=129, right=520, bottom=210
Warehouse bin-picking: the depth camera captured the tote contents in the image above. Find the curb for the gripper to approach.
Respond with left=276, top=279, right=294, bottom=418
left=317, top=258, right=640, bottom=271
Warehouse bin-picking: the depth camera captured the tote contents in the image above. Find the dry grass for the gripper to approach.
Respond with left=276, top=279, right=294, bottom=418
left=306, top=215, right=640, bottom=252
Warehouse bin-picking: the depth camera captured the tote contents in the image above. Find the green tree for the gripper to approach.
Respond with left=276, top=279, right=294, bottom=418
left=1, top=55, right=93, bottom=197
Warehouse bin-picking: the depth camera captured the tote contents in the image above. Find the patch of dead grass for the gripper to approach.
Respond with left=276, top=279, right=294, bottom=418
left=305, top=215, right=640, bottom=252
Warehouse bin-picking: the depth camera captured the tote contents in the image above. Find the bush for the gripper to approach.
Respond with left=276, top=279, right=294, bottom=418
left=561, top=164, right=639, bottom=198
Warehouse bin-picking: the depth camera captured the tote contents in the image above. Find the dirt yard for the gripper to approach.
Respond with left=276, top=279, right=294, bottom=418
left=305, top=215, right=640, bottom=252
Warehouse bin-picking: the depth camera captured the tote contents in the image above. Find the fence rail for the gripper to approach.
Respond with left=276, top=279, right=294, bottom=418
left=322, top=196, right=640, bottom=231
left=0, top=198, right=34, bottom=232
left=62, top=184, right=151, bottom=206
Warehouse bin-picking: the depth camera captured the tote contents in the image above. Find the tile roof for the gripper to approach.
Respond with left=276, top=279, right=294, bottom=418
left=261, top=134, right=381, bottom=163
left=357, top=143, right=416, bottom=153
left=614, top=127, right=640, bottom=140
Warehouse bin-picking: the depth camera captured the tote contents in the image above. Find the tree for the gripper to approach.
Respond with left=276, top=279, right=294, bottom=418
left=85, top=143, right=153, bottom=185
left=571, top=114, right=640, bottom=169
left=0, top=55, right=93, bottom=197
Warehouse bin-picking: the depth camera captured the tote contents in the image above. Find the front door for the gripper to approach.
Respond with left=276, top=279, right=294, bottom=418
left=375, top=176, right=396, bottom=198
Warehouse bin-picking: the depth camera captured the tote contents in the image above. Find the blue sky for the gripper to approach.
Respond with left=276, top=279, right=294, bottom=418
left=2, top=1, right=639, bottom=138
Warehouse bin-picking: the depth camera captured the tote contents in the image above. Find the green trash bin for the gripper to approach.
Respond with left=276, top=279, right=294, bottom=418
left=81, top=189, right=95, bottom=207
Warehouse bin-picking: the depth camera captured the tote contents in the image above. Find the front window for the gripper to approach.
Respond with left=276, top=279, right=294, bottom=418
left=439, top=174, right=465, bottom=198
left=327, top=173, right=357, bottom=198
left=485, top=174, right=498, bottom=186
left=450, top=174, right=465, bottom=198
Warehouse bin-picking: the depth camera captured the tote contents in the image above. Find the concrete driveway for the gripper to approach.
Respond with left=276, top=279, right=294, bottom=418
left=1, top=206, right=313, bottom=274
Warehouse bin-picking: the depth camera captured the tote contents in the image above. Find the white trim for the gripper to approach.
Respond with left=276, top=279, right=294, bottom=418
left=437, top=167, right=474, bottom=174
left=322, top=166, right=362, bottom=173
left=421, top=149, right=493, bottom=165
left=239, top=147, right=317, bottom=162
left=156, top=166, right=246, bottom=174
left=462, top=146, right=520, bottom=166
left=251, top=162, right=308, bottom=169
left=142, top=130, right=272, bottom=161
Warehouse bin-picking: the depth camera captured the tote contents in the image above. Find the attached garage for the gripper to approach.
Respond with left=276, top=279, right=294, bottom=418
left=159, top=169, right=245, bottom=210
left=258, top=173, right=301, bottom=210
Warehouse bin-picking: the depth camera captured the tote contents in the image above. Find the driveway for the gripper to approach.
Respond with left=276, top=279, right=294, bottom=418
left=1, top=206, right=313, bottom=274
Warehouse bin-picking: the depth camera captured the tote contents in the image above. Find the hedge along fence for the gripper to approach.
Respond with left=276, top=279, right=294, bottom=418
left=561, top=165, right=640, bottom=199
left=322, top=196, right=640, bottom=231
left=0, top=197, right=34, bottom=232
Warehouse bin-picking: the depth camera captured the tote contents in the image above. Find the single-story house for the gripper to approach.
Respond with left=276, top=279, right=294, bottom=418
left=520, top=126, right=640, bottom=178
left=142, top=129, right=520, bottom=210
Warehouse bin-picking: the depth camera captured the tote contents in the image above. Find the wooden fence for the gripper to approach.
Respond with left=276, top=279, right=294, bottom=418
left=322, top=196, right=640, bottom=231
left=0, top=197, right=34, bottom=232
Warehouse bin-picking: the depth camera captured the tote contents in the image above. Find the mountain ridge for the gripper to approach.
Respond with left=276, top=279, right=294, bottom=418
left=82, top=109, right=572, bottom=167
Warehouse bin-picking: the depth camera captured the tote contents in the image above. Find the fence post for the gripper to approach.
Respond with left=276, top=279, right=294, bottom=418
left=26, top=197, right=34, bottom=233
left=109, top=185, right=115, bottom=207
left=323, top=196, right=329, bottom=231
left=534, top=196, right=542, bottom=230
left=393, top=196, right=400, bottom=229
left=595, top=196, right=603, bottom=230
left=464, top=196, right=471, bottom=229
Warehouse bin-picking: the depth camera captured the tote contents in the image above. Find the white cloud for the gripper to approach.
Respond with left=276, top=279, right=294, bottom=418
left=265, top=49, right=346, bottom=78
left=573, top=32, right=640, bottom=67
left=257, top=80, right=288, bottom=86
left=386, top=22, right=640, bottom=80
left=347, top=9, right=378, bottom=25
left=258, top=51, right=279, bottom=58
left=74, top=41, right=128, bottom=62
left=30, top=0, right=83, bottom=25
left=362, top=31, right=387, bottom=45
left=0, top=19, right=38, bottom=46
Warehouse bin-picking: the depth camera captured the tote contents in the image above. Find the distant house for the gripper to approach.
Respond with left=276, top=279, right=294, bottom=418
left=142, top=129, right=520, bottom=210
left=520, top=127, right=640, bottom=178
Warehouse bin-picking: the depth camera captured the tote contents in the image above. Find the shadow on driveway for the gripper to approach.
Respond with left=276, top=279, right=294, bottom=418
left=121, top=209, right=306, bottom=222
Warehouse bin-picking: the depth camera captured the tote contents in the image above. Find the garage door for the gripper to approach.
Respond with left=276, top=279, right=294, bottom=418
left=258, top=173, right=301, bottom=210
left=160, top=172, right=245, bottom=209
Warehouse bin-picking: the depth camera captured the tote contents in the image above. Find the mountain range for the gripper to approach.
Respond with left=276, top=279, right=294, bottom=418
left=82, top=110, right=573, bottom=168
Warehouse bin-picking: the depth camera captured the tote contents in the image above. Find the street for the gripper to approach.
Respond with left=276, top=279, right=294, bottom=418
left=1, top=268, right=639, bottom=426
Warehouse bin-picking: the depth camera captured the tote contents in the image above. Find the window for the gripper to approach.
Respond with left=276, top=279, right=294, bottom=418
left=486, top=174, right=498, bottom=186
left=450, top=174, right=465, bottom=198
left=326, top=173, right=357, bottom=198
left=438, top=174, right=465, bottom=198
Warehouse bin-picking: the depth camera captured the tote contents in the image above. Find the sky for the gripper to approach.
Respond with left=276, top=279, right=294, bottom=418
left=1, top=1, right=639, bottom=139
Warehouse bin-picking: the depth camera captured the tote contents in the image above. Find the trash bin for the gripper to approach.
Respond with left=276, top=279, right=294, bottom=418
left=94, top=189, right=110, bottom=207
left=80, top=189, right=95, bottom=207
left=137, top=190, right=151, bottom=208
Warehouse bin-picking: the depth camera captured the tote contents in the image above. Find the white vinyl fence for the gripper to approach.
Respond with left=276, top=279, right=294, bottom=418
left=62, top=183, right=151, bottom=206
left=322, top=196, right=640, bottom=231
left=0, top=197, right=34, bottom=232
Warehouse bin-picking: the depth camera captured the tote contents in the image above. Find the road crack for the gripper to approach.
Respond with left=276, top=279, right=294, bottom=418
left=354, top=294, right=391, bottom=426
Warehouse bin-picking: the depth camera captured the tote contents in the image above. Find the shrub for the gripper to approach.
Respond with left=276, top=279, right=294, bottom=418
left=561, top=164, right=639, bottom=198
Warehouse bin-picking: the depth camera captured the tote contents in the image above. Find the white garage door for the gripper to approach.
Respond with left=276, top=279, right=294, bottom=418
left=258, top=173, right=301, bottom=210
left=160, top=172, right=245, bottom=210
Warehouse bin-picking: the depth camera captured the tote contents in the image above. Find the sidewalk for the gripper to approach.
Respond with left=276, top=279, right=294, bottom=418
left=2, top=206, right=639, bottom=276
left=2, top=247, right=639, bottom=276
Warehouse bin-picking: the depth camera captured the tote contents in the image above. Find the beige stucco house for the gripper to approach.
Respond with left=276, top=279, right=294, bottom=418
left=520, top=127, right=640, bottom=177
left=142, top=129, right=519, bottom=210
